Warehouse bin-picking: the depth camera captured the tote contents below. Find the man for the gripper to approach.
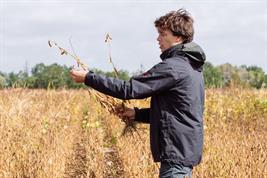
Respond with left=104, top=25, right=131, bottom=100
left=71, top=9, right=206, bottom=178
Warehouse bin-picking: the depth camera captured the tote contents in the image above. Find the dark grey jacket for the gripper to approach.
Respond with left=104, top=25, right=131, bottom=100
left=84, top=42, right=206, bottom=167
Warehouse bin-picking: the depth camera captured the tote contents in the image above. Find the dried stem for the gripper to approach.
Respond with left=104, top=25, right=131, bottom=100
left=48, top=40, right=88, bottom=70
left=104, top=33, right=140, bottom=137
left=48, top=38, right=141, bottom=138
left=105, top=33, right=119, bottom=78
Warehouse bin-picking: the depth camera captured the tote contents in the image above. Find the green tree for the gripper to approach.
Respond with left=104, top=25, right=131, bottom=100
left=31, top=63, right=47, bottom=88
left=218, top=63, right=234, bottom=87
left=105, top=70, right=130, bottom=81
left=31, top=63, right=69, bottom=89
left=246, top=66, right=265, bottom=89
left=0, top=72, right=6, bottom=88
left=6, top=72, right=19, bottom=87
left=263, top=74, right=267, bottom=88
left=203, top=62, right=224, bottom=88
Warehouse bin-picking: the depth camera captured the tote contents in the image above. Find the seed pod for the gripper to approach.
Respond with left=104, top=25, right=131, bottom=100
left=48, top=40, right=52, bottom=47
left=59, top=47, right=67, bottom=55
left=105, top=33, right=112, bottom=43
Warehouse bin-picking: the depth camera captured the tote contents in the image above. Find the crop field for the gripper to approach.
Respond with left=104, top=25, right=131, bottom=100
left=0, top=88, right=266, bottom=178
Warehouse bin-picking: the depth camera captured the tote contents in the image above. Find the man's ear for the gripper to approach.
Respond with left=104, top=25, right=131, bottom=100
left=175, top=36, right=183, bottom=43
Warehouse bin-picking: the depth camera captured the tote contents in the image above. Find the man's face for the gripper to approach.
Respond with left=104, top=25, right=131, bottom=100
left=157, top=28, right=182, bottom=52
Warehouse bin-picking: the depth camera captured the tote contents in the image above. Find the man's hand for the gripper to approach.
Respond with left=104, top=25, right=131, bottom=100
left=70, top=68, right=88, bottom=83
left=115, top=105, right=135, bottom=121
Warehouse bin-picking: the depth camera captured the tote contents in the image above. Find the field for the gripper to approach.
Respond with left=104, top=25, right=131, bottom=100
left=0, top=88, right=266, bottom=178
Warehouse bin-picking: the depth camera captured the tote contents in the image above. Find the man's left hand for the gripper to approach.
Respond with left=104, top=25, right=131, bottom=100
left=70, top=69, right=88, bottom=83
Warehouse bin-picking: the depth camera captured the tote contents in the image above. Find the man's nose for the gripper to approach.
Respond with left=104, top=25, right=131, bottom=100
left=157, top=36, right=160, bottom=42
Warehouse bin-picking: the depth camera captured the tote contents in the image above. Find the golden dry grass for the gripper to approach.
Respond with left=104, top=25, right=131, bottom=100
left=0, top=88, right=266, bottom=178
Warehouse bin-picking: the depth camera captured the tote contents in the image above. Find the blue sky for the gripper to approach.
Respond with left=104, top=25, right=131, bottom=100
left=0, top=0, right=267, bottom=73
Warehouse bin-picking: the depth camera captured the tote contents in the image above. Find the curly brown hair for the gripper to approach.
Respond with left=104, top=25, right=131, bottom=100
left=154, top=9, right=194, bottom=43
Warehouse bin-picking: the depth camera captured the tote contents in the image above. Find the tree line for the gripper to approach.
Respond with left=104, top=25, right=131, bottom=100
left=0, top=62, right=266, bottom=89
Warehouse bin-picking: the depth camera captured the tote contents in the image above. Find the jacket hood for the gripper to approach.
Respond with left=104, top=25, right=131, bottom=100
left=160, top=42, right=206, bottom=71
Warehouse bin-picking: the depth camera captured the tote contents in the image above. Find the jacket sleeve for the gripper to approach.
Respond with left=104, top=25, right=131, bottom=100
left=84, top=61, right=177, bottom=100
left=134, top=107, right=150, bottom=124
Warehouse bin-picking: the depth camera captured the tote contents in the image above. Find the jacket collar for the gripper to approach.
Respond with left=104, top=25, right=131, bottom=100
left=160, top=43, right=184, bottom=61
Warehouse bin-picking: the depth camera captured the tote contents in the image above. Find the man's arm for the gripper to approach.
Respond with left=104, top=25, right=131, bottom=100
left=82, top=61, right=177, bottom=100
left=134, top=107, right=150, bottom=124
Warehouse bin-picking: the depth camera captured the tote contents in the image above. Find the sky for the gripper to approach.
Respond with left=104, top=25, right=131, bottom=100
left=0, top=0, right=267, bottom=74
